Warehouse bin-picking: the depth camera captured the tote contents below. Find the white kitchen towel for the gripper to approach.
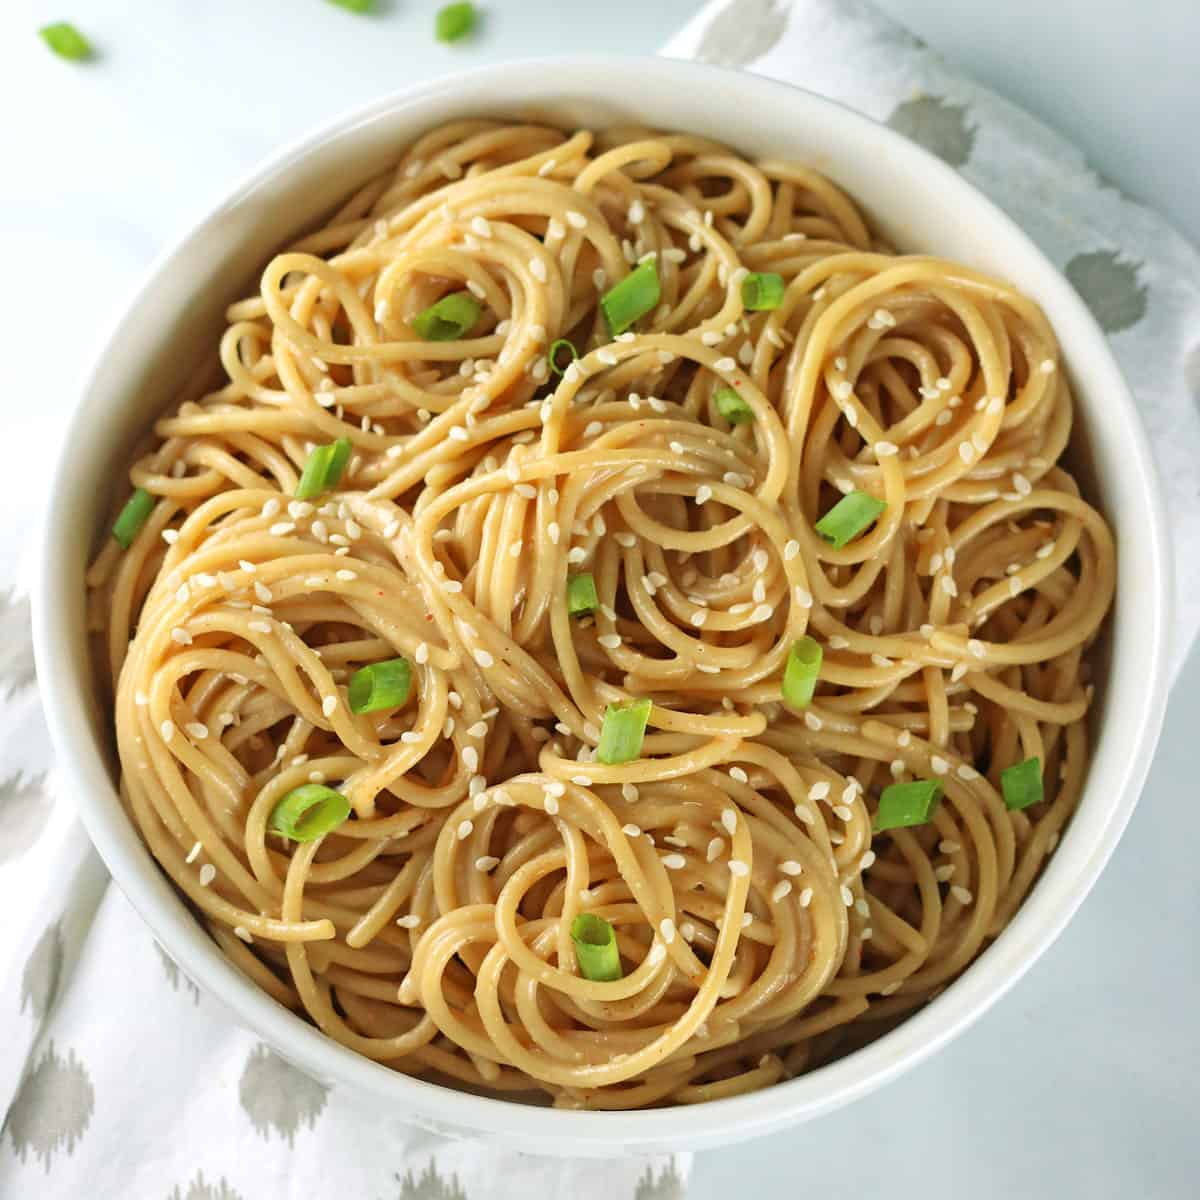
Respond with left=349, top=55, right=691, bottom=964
left=5, top=1, right=1200, bottom=1197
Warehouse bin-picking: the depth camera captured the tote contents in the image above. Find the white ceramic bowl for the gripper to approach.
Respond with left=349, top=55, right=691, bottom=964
left=33, top=57, right=1172, bottom=1155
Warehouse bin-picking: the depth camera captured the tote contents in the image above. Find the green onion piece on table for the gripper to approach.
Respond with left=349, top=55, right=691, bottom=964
left=295, top=437, right=352, bottom=501
left=40, top=22, right=93, bottom=60
left=325, top=0, right=373, bottom=12
left=782, top=636, right=823, bottom=709
left=435, top=2, right=477, bottom=42
left=873, top=779, right=943, bottom=832
left=815, top=490, right=887, bottom=550
left=112, top=488, right=155, bottom=549
left=548, top=338, right=579, bottom=376
left=741, top=271, right=785, bottom=311
left=601, top=259, right=661, bottom=336
left=597, top=698, right=652, bottom=765
left=412, top=292, right=481, bottom=341
left=269, top=784, right=351, bottom=842
left=347, top=658, right=413, bottom=714
left=1001, top=756, right=1043, bottom=811
left=570, top=913, right=622, bottom=981
left=566, top=573, right=598, bottom=617
left=714, top=385, right=754, bottom=425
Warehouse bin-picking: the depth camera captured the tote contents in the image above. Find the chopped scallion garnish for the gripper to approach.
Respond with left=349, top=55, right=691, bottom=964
left=873, top=779, right=943, bottom=832
left=269, top=784, right=351, bottom=842
left=714, top=386, right=754, bottom=425
left=600, top=259, right=660, bottom=336
left=570, top=913, right=622, bottom=981
left=597, top=698, right=652, bottom=765
left=741, top=272, right=785, bottom=311
left=348, top=658, right=413, bottom=714
left=295, top=437, right=352, bottom=501
left=39, top=22, right=93, bottom=60
left=815, top=490, right=887, bottom=550
left=112, top=488, right=155, bottom=549
left=412, top=291, right=481, bottom=341
left=548, top=338, right=579, bottom=377
left=782, top=636, right=823, bottom=709
left=567, top=573, right=598, bottom=617
left=435, top=2, right=477, bottom=42
left=1001, top=757, right=1043, bottom=811
left=325, top=0, right=373, bottom=12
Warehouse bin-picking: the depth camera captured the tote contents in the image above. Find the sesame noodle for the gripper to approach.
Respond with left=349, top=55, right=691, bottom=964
left=87, top=120, right=1115, bottom=1108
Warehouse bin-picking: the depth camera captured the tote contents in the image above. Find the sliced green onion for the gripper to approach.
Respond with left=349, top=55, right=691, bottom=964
left=40, top=22, right=93, bottom=60
left=815, top=490, right=887, bottom=550
left=741, top=272, right=785, bottom=311
left=873, top=779, right=943, bottom=832
left=782, top=636, right=823, bottom=709
left=348, top=658, right=413, bottom=714
left=435, top=2, right=477, bottom=41
left=566, top=573, right=598, bottom=617
left=570, top=913, right=622, bottom=981
left=1001, top=756, right=1043, bottom=811
left=295, top=437, right=352, bottom=501
left=597, top=698, right=652, bottom=765
left=412, top=292, right=481, bottom=341
left=325, top=0, right=373, bottom=12
left=601, top=259, right=661, bottom=336
left=112, top=488, right=155, bottom=549
left=269, top=784, right=351, bottom=842
left=714, top=385, right=754, bottom=425
left=548, top=338, right=579, bottom=377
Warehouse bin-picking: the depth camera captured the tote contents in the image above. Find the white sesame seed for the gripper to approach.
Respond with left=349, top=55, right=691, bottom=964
left=799, top=887, right=814, bottom=907
left=1039, top=359, right=1056, bottom=375
left=566, top=210, right=587, bottom=229
left=804, top=711, right=823, bottom=732
left=198, top=864, right=216, bottom=887
left=695, top=485, right=713, bottom=505
left=808, top=781, right=830, bottom=802
left=662, top=854, right=687, bottom=870
left=728, top=859, right=750, bottom=878
left=930, top=755, right=950, bottom=776
left=598, top=634, right=622, bottom=650
left=950, top=885, right=974, bottom=905
left=659, top=917, right=676, bottom=944
left=713, top=356, right=736, bottom=372
left=543, top=795, right=560, bottom=815
left=794, top=587, right=813, bottom=608
left=473, top=649, right=495, bottom=669
left=184, top=721, right=208, bottom=741
left=950, top=662, right=968, bottom=682
left=941, top=576, right=959, bottom=597
left=967, top=638, right=986, bottom=659
left=322, top=695, right=338, bottom=718
left=874, top=441, right=899, bottom=458
left=170, top=628, right=192, bottom=646
left=1009, top=576, right=1023, bottom=597
left=529, top=258, right=548, bottom=282
left=621, top=783, right=639, bottom=802
left=841, top=884, right=854, bottom=907
left=957, top=764, right=979, bottom=780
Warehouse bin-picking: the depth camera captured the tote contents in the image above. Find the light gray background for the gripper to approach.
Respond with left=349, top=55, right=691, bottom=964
left=4, top=1, right=1198, bottom=1196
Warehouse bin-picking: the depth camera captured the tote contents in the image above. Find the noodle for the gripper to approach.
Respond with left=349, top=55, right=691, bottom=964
left=86, top=120, right=1115, bottom=1108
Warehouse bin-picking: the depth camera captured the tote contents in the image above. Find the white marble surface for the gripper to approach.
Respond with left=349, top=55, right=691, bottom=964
left=4, top=0, right=1198, bottom=1195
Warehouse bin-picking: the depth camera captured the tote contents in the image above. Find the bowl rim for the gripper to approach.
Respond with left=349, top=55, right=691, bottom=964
left=32, top=54, right=1173, bottom=1154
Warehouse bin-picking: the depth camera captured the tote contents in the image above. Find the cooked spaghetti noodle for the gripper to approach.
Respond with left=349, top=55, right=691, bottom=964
left=87, top=120, right=1115, bottom=1108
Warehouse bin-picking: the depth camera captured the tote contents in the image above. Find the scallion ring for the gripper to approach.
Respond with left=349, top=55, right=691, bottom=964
left=570, top=913, right=622, bottom=981
left=782, top=636, right=823, bottom=709
left=1001, top=756, right=1044, bottom=811
left=295, top=437, right=352, bottom=501
left=600, top=259, right=661, bottom=336
left=741, top=271, right=785, bottom=311
left=714, top=386, right=754, bottom=425
left=412, top=291, right=481, bottom=341
left=112, top=488, right=155, bottom=549
left=269, top=784, right=351, bottom=842
left=815, top=490, right=887, bottom=550
left=873, top=779, right=943, bottom=832
left=348, top=658, right=413, bottom=714
left=597, top=698, right=652, bottom=765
